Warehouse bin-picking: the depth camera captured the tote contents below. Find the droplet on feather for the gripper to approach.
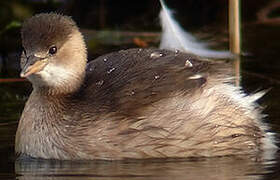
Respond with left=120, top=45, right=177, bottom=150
left=107, top=67, right=116, bottom=74
left=188, top=74, right=203, bottom=80
left=184, top=60, right=193, bottom=68
left=96, top=80, right=104, bottom=86
left=154, top=75, right=160, bottom=79
left=150, top=52, right=163, bottom=59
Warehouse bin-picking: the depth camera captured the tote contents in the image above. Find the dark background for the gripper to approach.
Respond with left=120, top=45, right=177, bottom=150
left=0, top=0, right=279, bottom=48
left=0, top=0, right=277, bottom=29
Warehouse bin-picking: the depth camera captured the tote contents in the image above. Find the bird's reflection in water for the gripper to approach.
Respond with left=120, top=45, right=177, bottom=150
left=15, top=154, right=277, bottom=180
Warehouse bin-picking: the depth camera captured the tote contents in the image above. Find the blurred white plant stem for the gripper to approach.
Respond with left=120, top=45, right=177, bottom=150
left=159, top=0, right=232, bottom=59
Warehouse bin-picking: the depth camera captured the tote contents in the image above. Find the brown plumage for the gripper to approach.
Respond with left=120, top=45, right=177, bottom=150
left=15, top=13, right=277, bottom=160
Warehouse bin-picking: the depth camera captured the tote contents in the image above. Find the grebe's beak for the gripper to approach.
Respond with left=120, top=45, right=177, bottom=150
left=20, top=55, right=48, bottom=78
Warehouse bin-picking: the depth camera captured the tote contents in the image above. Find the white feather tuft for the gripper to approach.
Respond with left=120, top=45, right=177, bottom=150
left=159, top=0, right=233, bottom=59
left=248, top=90, right=268, bottom=103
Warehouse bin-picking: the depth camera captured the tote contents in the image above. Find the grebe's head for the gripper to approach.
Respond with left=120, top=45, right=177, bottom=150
left=20, top=13, right=87, bottom=94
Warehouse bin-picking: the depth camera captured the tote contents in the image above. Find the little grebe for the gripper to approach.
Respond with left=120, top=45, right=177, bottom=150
left=16, top=13, right=276, bottom=160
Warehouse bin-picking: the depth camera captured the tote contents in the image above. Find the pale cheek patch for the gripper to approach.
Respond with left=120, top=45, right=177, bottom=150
left=36, top=63, right=77, bottom=87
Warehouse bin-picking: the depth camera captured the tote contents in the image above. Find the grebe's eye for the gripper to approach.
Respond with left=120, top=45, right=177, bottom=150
left=48, top=46, right=57, bottom=55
